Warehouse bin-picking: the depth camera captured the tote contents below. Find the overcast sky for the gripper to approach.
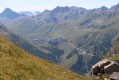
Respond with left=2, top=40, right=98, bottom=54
left=0, top=0, right=119, bottom=12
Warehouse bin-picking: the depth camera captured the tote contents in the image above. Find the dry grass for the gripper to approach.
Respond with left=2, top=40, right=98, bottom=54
left=104, top=40, right=119, bottom=61
left=0, top=36, right=91, bottom=80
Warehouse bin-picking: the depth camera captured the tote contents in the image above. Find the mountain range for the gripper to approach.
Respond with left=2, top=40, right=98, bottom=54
left=0, top=3, right=119, bottom=75
left=0, top=8, right=41, bottom=19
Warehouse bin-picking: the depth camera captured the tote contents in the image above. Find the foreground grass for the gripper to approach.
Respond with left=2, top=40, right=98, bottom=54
left=0, top=36, right=91, bottom=80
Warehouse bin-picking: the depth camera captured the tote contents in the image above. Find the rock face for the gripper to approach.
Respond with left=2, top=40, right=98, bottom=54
left=109, top=72, right=119, bottom=80
left=91, top=59, right=119, bottom=76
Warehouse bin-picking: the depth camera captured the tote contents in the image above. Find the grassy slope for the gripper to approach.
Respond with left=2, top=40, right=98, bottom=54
left=0, top=36, right=91, bottom=80
left=105, top=39, right=119, bottom=61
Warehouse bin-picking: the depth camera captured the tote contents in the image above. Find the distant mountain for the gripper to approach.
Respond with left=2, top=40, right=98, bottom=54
left=111, top=3, right=119, bottom=11
left=36, top=6, right=87, bottom=23
left=1, top=3, right=119, bottom=75
left=33, top=11, right=41, bottom=15
left=0, top=8, right=41, bottom=19
left=19, top=11, right=41, bottom=16
left=50, top=6, right=87, bottom=21
left=0, top=8, right=21, bottom=19
left=19, top=11, right=34, bottom=16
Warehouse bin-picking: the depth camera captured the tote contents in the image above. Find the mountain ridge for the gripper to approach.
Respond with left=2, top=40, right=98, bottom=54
left=1, top=3, right=119, bottom=19
left=0, top=8, right=21, bottom=19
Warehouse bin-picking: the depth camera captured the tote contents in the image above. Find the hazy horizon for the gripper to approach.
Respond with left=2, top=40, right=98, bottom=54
left=0, top=0, right=119, bottom=12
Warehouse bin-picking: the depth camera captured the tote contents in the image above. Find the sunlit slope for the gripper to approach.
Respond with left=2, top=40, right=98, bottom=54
left=0, top=36, right=89, bottom=80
